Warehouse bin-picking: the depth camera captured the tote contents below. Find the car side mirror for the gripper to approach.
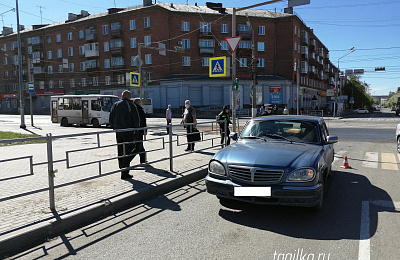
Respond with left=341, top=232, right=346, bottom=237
left=326, top=136, right=338, bottom=144
left=229, top=132, right=238, bottom=141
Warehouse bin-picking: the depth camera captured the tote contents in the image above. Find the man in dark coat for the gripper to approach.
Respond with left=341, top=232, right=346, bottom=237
left=109, top=90, right=140, bottom=180
left=132, top=98, right=147, bottom=164
left=181, top=100, right=197, bottom=152
left=217, top=105, right=232, bottom=148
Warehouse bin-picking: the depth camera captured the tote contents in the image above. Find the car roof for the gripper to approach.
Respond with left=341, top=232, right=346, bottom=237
left=251, top=115, right=323, bottom=123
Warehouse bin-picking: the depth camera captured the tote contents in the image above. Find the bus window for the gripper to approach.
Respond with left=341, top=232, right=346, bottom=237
left=101, top=97, right=117, bottom=112
left=72, top=98, right=82, bottom=110
left=58, top=98, right=64, bottom=110
left=63, top=98, right=73, bottom=110
left=91, top=100, right=102, bottom=111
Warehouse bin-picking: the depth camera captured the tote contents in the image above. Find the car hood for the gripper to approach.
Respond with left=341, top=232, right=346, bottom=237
left=213, top=140, right=321, bottom=169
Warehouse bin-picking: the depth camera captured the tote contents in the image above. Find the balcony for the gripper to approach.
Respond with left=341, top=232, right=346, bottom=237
left=301, top=37, right=308, bottom=45
left=33, top=66, right=45, bottom=76
left=310, top=39, right=316, bottom=46
left=199, top=47, right=214, bottom=54
left=199, top=31, right=213, bottom=38
left=111, top=47, right=124, bottom=55
left=86, top=33, right=97, bottom=42
left=237, top=30, right=252, bottom=37
left=85, top=49, right=99, bottom=58
left=301, top=68, right=308, bottom=74
left=111, top=28, right=122, bottom=37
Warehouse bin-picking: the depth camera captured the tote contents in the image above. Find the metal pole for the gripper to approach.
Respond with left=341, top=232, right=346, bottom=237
left=138, top=44, right=143, bottom=99
left=296, top=66, right=300, bottom=115
left=16, top=0, right=26, bottom=129
left=46, top=133, right=55, bottom=210
left=251, top=23, right=257, bottom=118
left=231, top=8, right=237, bottom=132
left=168, top=124, right=173, bottom=172
left=29, top=93, right=33, bottom=126
left=224, top=119, right=228, bottom=147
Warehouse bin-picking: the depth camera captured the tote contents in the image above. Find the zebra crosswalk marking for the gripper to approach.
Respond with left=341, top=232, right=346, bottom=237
left=362, top=152, right=379, bottom=169
left=381, top=153, right=398, bottom=171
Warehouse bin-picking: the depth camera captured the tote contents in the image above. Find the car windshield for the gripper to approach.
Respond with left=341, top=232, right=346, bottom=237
left=241, top=120, right=320, bottom=144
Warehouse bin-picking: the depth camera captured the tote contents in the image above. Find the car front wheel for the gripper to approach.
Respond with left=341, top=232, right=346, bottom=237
left=397, top=137, right=400, bottom=153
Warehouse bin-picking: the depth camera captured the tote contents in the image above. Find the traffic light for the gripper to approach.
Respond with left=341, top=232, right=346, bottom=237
left=233, top=78, right=239, bottom=90
left=375, top=67, right=385, bottom=71
left=334, top=87, right=337, bottom=94
left=294, top=97, right=297, bottom=102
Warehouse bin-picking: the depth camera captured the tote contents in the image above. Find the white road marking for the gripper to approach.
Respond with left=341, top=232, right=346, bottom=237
left=362, top=152, right=379, bottom=169
left=358, top=200, right=400, bottom=260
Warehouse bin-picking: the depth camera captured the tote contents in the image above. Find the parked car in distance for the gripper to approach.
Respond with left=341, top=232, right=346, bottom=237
left=354, top=108, right=370, bottom=114
left=391, top=106, right=396, bottom=111
left=205, top=116, right=338, bottom=212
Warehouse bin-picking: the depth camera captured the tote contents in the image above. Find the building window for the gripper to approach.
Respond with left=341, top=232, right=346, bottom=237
left=257, top=58, right=265, bottom=67
left=144, top=17, right=151, bottom=28
left=110, top=38, right=124, bottom=48
left=199, top=39, right=213, bottom=47
left=48, top=65, right=53, bottom=74
left=80, top=62, right=86, bottom=71
left=4, top=71, right=8, bottom=78
left=81, top=78, right=86, bottom=86
left=79, top=30, right=84, bottom=39
left=47, top=51, right=52, bottom=59
left=238, top=24, right=250, bottom=32
left=13, top=83, right=18, bottom=91
left=239, top=40, right=251, bottom=49
left=47, top=36, right=51, bottom=44
left=257, top=42, right=265, bottom=51
left=56, top=34, right=61, bottom=42
left=200, top=22, right=211, bottom=33
left=69, top=63, right=74, bottom=72
left=59, top=64, right=63, bottom=72
left=111, top=56, right=125, bottom=67
left=181, top=39, right=190, bottom=49
left=104, top=59, right=110, bottom=68
left=202, top=57, right=209, bottom=67
left=68, top=32, right=73, bottom=41
left=49, top=80, right=53, bottom=89
left=182, top=57, right=191, bottom=66
left=131, top=56, right=138, bottom=66
left=130, top=38, right=137, bottom=48
left=129, top=20, right=136, bottom=30
left=239, top=58, right=247, bottom=67
left=145, top=54, right=152, bottom=64
left=221, top=41, right=229, bottom=50
left=70, top=79, right=75, bottom=87
left=258, top=26, right=265, bottom=35
left=105, top=76, right=111, bottom=85
left=59, top=80, right=63, bottom=88
left=103, top=25, right=109, bottom=35
left=68, top=47, right=74, bottom=56
left=117, top=75, right=125, bottom=84
left=181, top=22, right=190, bottom=31
left=79, top=46, right=85, bottom=55
left=2, top=43, right=6, bottom=51
left=104, top=42, right=109, bottom=52
left=39, top=81, right=45, bottom=90
left=28, top=46, right=33, bottom=54
left=221, top=24, right=229, bottom=33
left=144, top=36, right=151, bottom=46
left=57, top=49, right=62, bottom=58
left=93, top=77, right=99, bottom=86
left=3, top=57, right=8, bottom=65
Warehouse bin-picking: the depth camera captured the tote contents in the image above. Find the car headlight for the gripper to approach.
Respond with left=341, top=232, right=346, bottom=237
left=287, top=168, right=315, bottom=182
left=209, top=160, right=226, bottom=176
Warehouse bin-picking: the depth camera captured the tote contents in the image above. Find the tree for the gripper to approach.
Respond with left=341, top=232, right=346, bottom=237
left=341, top=76, right=375, bottom=108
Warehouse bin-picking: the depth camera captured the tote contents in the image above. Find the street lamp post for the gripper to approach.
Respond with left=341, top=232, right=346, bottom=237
left=334, top=47, right=355, bottom=118
left=16, top=0, right=26, bottom=128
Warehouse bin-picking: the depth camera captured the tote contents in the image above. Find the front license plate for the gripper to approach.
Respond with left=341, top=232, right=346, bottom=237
left=234, top=187, right=271, bottom=197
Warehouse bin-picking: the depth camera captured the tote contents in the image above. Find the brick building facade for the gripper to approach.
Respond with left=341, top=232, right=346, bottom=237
left=0, top=1, right=337, bottom=113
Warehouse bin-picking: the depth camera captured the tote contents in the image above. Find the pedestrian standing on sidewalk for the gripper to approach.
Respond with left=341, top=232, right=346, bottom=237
left=217, top=105, right=232, bottom=148
left=132, top=98, right=147, bottom=164
left=166, top=104, right=172, bottom=134
left=181, top=100, right=197, bottom=152
left=109, top=90, right=140, bottom=180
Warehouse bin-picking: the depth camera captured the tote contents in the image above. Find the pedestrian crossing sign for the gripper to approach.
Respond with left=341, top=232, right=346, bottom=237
left=209, top=56, right=227, bottom=77
left=130, top=72, right=140, bottom=87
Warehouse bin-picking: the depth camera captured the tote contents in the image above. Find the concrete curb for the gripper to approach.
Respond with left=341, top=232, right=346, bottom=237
left=0, top=168, right=208, bottom=258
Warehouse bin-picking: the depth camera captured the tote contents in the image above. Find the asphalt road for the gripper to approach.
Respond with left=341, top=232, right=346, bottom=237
left=4, top=110, right=400, bottom=260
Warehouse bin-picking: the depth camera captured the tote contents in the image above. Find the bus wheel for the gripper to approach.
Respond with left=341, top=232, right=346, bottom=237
left=61, top=117, right=69, bottom=127
left=92, top=118, right=100, bottom=128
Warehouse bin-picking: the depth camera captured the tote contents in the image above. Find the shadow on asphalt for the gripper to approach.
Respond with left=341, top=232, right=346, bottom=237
left=218, top=170, right=397, bottom=240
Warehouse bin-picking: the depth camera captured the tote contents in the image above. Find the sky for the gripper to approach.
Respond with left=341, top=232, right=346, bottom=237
left=1, top=0, right=400, bottom=95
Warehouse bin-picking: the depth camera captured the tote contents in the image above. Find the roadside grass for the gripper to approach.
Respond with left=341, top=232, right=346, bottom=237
left=0, top=131, right=46, bottom=146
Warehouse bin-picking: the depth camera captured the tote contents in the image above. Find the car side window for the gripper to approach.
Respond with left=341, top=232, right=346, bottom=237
left=321, top=122, right=329, bottom=142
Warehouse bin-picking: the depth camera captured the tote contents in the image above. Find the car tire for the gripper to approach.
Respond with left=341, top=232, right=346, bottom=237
left=397, top=137, right=400, bottom=153
left=311, top=177, right=326, bottom=212
left=92, top=118, right=100, bottom=128
left=61, top=117, right=69, bottom=127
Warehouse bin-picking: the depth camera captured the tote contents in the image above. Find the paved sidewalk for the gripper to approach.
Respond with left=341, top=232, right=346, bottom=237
left=0, top=120, right=219, bottom=258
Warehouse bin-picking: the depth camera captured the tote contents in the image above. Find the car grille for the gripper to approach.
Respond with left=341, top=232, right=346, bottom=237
left=228, top=165, right=284, bottom=184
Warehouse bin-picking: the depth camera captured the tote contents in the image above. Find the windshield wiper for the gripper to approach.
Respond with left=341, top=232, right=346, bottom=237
left=241, top=136, right=266, bottom=141
left=262, top=134, right=293, bottom=143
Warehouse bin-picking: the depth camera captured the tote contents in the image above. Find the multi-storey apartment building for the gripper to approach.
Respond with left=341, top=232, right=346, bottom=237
left=0, top=1, right=337, bottom=113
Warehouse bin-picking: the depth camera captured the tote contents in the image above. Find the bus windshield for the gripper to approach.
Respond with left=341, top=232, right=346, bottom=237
left=102, top=97, right=119, bottom=112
